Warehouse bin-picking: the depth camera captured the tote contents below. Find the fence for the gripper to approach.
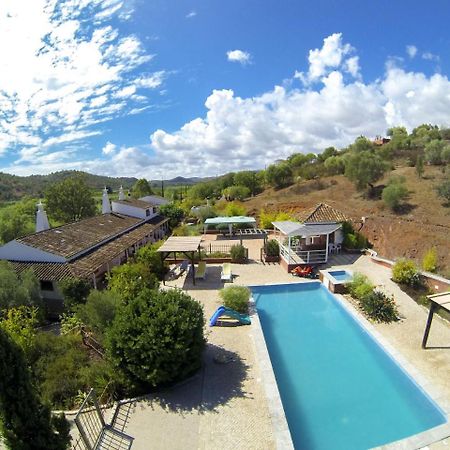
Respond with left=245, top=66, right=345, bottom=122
left=200, top=242, right=249, bottom=258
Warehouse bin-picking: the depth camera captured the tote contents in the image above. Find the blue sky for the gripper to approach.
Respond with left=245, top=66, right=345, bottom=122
left=1, top=0, right=450, bottom=179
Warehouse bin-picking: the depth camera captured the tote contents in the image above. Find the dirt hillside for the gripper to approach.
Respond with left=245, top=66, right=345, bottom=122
left=245, top=165, right=450, bottom=275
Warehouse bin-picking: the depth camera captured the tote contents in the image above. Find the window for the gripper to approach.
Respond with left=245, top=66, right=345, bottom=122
left=146, top=209, right=150, bottom=216
left=40, top=280, right=54, bottom=291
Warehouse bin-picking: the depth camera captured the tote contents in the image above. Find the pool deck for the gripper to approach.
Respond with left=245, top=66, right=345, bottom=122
left=67, top=250, right=450, bottom=450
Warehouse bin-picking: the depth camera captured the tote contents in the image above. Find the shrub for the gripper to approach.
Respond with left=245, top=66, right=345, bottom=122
left=106, top=288, right=205, bottom=389
left=135, top=243, right=168, bottom=280
left=219, top=286, right=250, bottom=314
left=422, top=247, right=438, bottom=273
left=347, top=273, right=374, bottom=301
left=230, top=244, right=246, bottom=261
left=382, top=181, right=409, bottom=211
left=436, top=179, right=450, bottom=204
left=225, top=202, right=246, bottom=217
left=259, top=209, right=277, bottom=229
left=159, top=203, right=184, bottom=228
left=75, top=290, right=120, bottom=342
left=264, top=239, right=280, bottom=257
left=59, top=277, right=91, bottom=310
left=360, top=290, right=399, bottom=323
left=107, top=262, right=159, bottom=303
left=341, top=221, right=368, bottom=249
left=0, top=328, right=71, bottom=450
left=392, top=258, right=421, bottom=286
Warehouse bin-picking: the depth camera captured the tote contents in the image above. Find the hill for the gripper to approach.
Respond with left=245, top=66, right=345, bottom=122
left=244, top=164, right=450, bottom=275
left=0, top=170, right=138, bottom=202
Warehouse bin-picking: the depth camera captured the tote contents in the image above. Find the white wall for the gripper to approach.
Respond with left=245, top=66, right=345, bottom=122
left=111, top=201, right=157, bottom=220
left=0, top=241, right=66, bottom=263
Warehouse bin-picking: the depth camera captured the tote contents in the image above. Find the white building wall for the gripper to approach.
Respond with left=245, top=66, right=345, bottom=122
left=0, top=241, right=66, bottom=263
left=111, top=201, right=157, bottom=220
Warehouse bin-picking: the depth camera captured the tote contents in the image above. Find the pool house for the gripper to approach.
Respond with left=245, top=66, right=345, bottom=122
left=272, top=203, right=348, bottom=270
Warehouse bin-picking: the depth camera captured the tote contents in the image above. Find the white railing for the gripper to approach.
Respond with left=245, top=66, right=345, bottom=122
left=280, top=243, right=327, bottom=264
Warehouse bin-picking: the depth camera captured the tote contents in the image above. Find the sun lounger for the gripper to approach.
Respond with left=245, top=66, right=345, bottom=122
left=171, top=260, right=189, bottom=278
left=195, top=261, right=207, bottom=280
left=221, top=263, right=233, bottom=282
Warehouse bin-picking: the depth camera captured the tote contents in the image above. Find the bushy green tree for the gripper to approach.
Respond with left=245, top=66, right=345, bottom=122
left=45, top=176, right=96, bottom=223
left=225, top=202, right=246, bottom=217
left=135, top=243, right=168, bottom=280
left=324, top=156, right=345, bottom=175
left=223, top=185, right=251, bottom=201
left=131, top=178, right=153, bottom=198
left=411, top=124, right=441, bottom=147
left=318, top=146, right=338, bottom=162
left=360, top=291, right=399, bottom=323
left=424, top=139, right=445, bottom=165
left=0, top=198, right=36, bottom=244
left=265, top=162, right=293, bottom=189
left=0, top=262, right=42, bottom=310
left=349, top=136, right=375, bottom=153
left=75, top=290, right=120, bottom=341
left=159, top=203, right=184, bottom=228
left=382, top=178, right=409, bottom=211
left=108, top=262, right=159, bottom=303
left=0, top=328, right=71, bottom=450
left=233, top=171, right=263, bottom=196
left=59, top=278, right=91, bottom=310
left=344, top=151, right=387, bottom=194
left=106, top=288, right=205, bottom=389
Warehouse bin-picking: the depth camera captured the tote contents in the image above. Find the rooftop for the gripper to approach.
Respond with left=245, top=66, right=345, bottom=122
left=296, top=203, right=349, bottom=224
left=158, top=236, right=203, bottom=254
left=112, top=198, right=154, bottom=209
left=204, top=216, right=256, bottom=225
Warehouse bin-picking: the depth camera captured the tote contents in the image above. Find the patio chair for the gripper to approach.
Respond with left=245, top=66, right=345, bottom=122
left=195, top=261, right=207, bottom=280
left=221, top=263, right=233, bottom=282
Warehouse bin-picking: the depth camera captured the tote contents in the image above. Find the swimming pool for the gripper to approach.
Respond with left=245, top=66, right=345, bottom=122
left=327, top=269, right=352, bottom=282
left=251, top=282, right=447, bottom=450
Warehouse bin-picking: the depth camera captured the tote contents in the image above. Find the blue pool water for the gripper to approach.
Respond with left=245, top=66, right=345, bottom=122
left=327, top=270, right=352, bottom=282
left=252, top=282, right=446, bottom=450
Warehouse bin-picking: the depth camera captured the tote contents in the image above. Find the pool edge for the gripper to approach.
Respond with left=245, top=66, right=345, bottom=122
left=249, top=295, right=295, bottom=450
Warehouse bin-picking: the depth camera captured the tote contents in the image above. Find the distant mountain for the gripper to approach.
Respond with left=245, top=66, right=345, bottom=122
left=0, top=170, right=137, bottom=201
left=151, top=176, right=214, bottom=186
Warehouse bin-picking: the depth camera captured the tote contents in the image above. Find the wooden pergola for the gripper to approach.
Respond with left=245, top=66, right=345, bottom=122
left=157, top=236, right=203, bottom=285
left=422, top=292, right=450, bottom=348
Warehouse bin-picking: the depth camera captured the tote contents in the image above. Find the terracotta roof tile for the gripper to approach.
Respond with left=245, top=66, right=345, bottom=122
left=296, top=203, right=348, bottom=224
left=113, top=199, right=153, bottom=209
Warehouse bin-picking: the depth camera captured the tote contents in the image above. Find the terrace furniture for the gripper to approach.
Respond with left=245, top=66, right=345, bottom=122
left=221, top=263, right=233, bottom=282
left=195, top=261, right=207, bottom=280
left=422, top=292, right=450, bottom=348
left=172, top=260, right=189, bottom=278
left=291, top=265, right=312, bottom=277
left=74, top=389, right=134, bottom=450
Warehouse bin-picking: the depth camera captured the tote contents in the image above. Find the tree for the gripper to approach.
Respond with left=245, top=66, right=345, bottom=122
left=349, top=136, right=375, bottom=153
left=135, top=243, right=168, bottom=280
left=131, top=179, right=153, bottom=198
left=0, top=198, right=36, bottom=244
left=324, top=156, right=345, bottom=175
left=382, top=178, right=409, bottom=211
left=233, top=171, right=263, bottom=196
left=225, top=202, right=246, bottom=217
left=424, top=140, right=445, bottom=165
left=411, top=124, right=441, bottom=147
left=222, top=185, right=251, bottom=201
left=107, top=262, right=159, bottom=303
left=265, top=162, right=293, bottom=189
left=436, top=179, right=450, bottom=204
left=317, top=146, right=338, bottom=162
left=344, top=151, right=388, bottom=194
left=45, top=176, right=96, bottom=223
left=415, top=155, right=424, bottom=178
left=0, top=328, right=71, bottom=450
left=106, top=288, right=205, bottom=389
left=159, top=203, right=184, bottom=228
left=0, top=262, right=42, bottom=311
left=59, top=278, right=91, bottom=310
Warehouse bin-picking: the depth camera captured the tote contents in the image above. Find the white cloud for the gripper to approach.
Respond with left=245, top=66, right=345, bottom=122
left=406, top=45, right=418, bottom=58
left=186, top=11, right=197, bottom=19
left=422, top=52, right=440, bottom=62
left=297, top=33, right=356, bottom=84
left=226, top=50, right=251, bottom=65
left=102, top=141, right=117, bottom=155
left=0, top=0, right=164, bottom=158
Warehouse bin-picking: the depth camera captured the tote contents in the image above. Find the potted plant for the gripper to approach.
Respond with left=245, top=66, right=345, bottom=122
left=263, top=239, right=280, bottom=263
left=230, top=244, right=247, bottom=263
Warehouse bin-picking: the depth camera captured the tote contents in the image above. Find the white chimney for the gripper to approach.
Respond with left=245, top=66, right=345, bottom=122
left=118, top=185, right=125, bottom=201
left=102, top=187, right=111, bottom=214
left=36, top=201, right=50, bottom=232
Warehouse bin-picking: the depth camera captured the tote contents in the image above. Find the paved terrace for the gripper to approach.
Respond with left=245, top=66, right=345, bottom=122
left=66, top=243, right=450, bottom=450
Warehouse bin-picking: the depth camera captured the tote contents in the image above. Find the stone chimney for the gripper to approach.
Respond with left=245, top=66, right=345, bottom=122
left=36, top=201, right=50, bottom=232
left=118, top=185, right=125, bottom=201
left=102, top=187, right=111, bottom=214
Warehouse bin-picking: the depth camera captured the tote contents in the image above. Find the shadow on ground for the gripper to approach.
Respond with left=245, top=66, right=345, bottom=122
left=124, top=343, right=250, bottom=415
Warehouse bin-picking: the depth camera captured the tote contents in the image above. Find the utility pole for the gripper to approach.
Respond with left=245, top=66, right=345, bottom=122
left=161, top=178, right=164, bottom=198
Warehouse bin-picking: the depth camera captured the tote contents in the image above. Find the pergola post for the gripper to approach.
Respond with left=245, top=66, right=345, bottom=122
left=325, top=232, right=329, bottom=262
left=288, top=236, right=291, bottom=265
left=422, top=302, right=437, bottom=348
